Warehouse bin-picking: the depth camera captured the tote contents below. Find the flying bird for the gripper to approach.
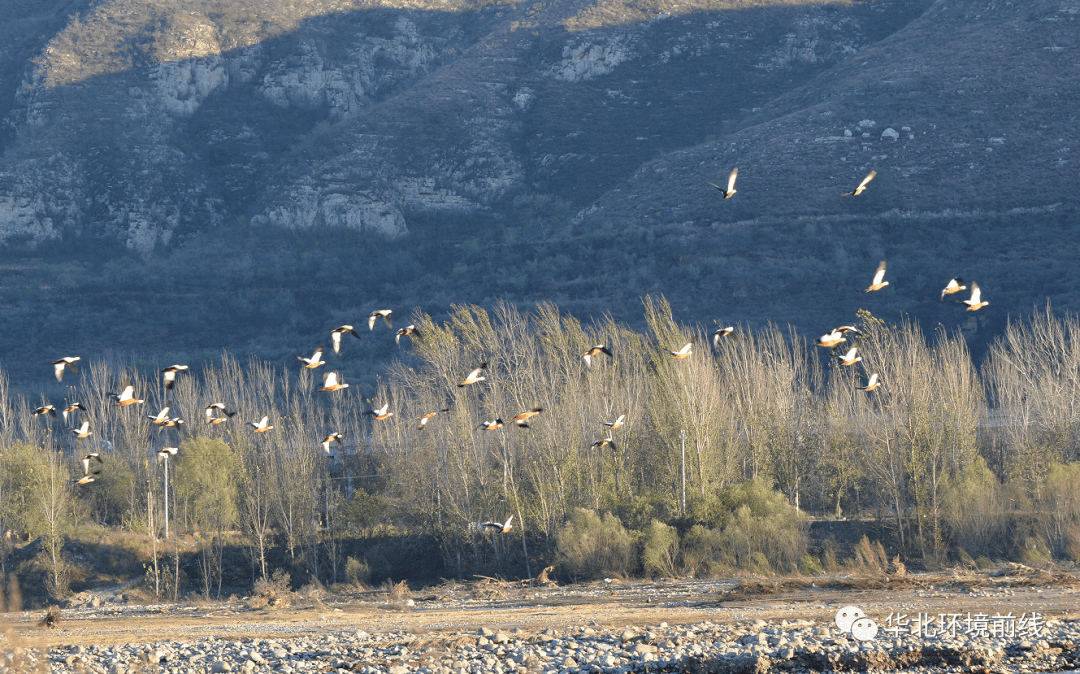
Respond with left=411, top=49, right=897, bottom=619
left=319, top=371, right=349, bottom=392
left=511, top=407, right=543, bottom=428
left=958, top=283, right=988, bottom=311
left=82, top=452, right=103, bottom=475
left=368, top=403, right=393, bottom=421
left=396, top=325, right=418, bottom=345
left=864, top=261, right=889, bottom=293
left=708, top=168, right=738, bottom=199
left=841, top=170, right=876, bottom=197
left=479, top=418, right=504, bottom=431
left=835, top=325, right=862, bottom=335
left=331, top=326, right=362, bottom=354
left=581, top=345, right=613, bottom=370
left=75, top=475, right=95, bottom=485
left=815, top=330, right=847, bottom=349
left=859, top=373, right=881, bottom=392
left=158, top=446, right=178, bottom=461
left=418, top=408, right=450, bottom=430
left=940, top=278, right=967, bottom=301
left=52, top=357, right=80, bottom=382
left=159, top=417, right=184, bottom=428
left=712, top=326, right=735, bottom=348
left=458, top=362, right=488, bottom=387
left=62, top=402, right=87, bottom=425
left=368, top=310, right=393, bottom=330
left=71, top=421, right=92, bottom=438
left=477, top=515, right=514, bottom=533
left=603, top=415, right=626, bottom=430
left=321, top=432, right=343, bottom=455
left=111, top=385, right=144, bottom=407
left=668, top=342, right=693, bottom=359
left=251, top=416, right=274, bottom=433
left=148, top=402, right=172, bottom=425
left=33, top=405, right=57, bottom=418
left=205, top=403, right=237, bottom=424
left=838, top=347, right=862, bottom=367
left=297, top=346, right=326, bottom=369
left=161, top=365, right=189, bottom=389
left=591, top=437, right=616, bottom=450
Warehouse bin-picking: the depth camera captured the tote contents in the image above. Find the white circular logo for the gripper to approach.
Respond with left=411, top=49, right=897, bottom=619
left=835, top=606, right=866, bottom=632
left=851, top=617, right=879, bottom=642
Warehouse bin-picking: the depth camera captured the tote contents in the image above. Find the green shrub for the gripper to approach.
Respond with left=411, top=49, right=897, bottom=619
left=641, top=520, right=678, bottom=578
left=714, top=479, right=808, bottom=574
left=345, top=556, right=371, bottom=587
left=556, top=509, right=637, bottom=580
left=1039, top=463, right=1080, bottom=561
left=942, top=456, right=1007, bottom=558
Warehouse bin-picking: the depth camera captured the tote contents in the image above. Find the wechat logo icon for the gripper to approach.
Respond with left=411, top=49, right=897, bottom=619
left=836, top=606, right=879, bottom=642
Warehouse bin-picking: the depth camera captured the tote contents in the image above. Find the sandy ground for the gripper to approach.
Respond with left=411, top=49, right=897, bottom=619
left=3, top=567, right=1079, bottom=652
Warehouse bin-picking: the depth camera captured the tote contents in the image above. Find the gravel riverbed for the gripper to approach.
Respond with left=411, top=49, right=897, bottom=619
left=3, top=572, right=1079, bottom=674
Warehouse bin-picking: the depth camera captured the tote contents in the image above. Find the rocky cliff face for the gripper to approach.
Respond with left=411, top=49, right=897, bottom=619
left=0, top=0, right=943, bottom=252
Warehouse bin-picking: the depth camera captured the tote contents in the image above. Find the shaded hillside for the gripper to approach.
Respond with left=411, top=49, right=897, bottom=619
left=0, top=0, right=1077, bottom=388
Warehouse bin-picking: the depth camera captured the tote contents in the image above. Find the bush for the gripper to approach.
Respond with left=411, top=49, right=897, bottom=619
left=681, top=525, right=727, bottom=577
left=250, top=569, right=292, bottom=608
left=556, top=509, right=637, bottom=580
left=714, top=479, right=808, bottom=574
left=345, top=556, right=371, bottom=587
left=1039, top=463, right=1080, bottom=561
left=850, top=536, right=889, bottom=574
left=943, top=456, right=1008, bottom=558
left=641, top=520, right=678, bottom=577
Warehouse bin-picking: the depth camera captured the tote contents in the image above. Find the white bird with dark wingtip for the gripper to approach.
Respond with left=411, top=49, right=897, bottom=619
left=957, top=283, right=988, bottom=311
left=321, top=432, right=343, bottom=455
left=815, top=330, right=847, bottom=349
left=158, top=446, right=178, bottom=461
left=161, top=365, right=189, bottom=389
left=149, top=402, right=172, bottom=425
left=63, top=402, right=87, bottom=425
left=251, top=416, right=274, bottom=433
left=603, top=414, right=626, bottom=430
left=368, top=310, right=393, bottom=330
left=368, top=403, right=393, bottom=421
left=53, top=357, right=80, bottom=382
left=712, top=326, right=735, bottom=348
left=511, top=407, right=543, bottom=428
left=82, top=452, right=103, bottom=475
left=297, top=346, right=326, bottom=369
left=477, top=515, right=513, bottom=533
left=71, top=421, right=92, bottom=438
left=396, top=325, right=418, bottom=345
left=581, top=345, right=613, bottom=370
left=859, top=373, right=881, bottom=392
left=205, top=403, right=237, bottom=424
left=33, top=405, right=57, bottom=419
left=668, top=342, right=693, bottom=359
left=940, top=278, right=967, bottom=301
left=319, top=371, right=349, bottom=392
left=591, top=436, right=616, bottom=450
left=841, top=170, right=876, bottom=197
left=111, top=384, right=144, bottom=407
left=708, top=168, right=738, bottom=199
left=331, top=325, right=362, bottom=354
left=839, top=347, right=862, bottom=367
left=418, top=408, right=450, bottom=430
left=479, top=418, right=504, bottom=431
left=864, top=261, right=889, bottom=293
left=458, top=362, right=488, bottom=387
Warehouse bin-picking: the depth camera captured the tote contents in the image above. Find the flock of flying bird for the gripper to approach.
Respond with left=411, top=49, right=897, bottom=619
left=32, top=168, right=990, bottom=527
